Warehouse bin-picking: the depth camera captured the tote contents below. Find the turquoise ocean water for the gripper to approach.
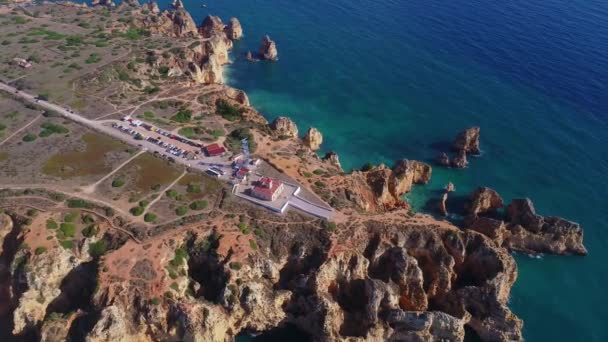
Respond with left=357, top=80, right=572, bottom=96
left=177, top=0, right=608, bottom=340
left=97, top=0, right=608, bottom=339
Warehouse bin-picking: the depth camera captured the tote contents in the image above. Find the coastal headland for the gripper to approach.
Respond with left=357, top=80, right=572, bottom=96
left=0, top=1, right=586, bottom=341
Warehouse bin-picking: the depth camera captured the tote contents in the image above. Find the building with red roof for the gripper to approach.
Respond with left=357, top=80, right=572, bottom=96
left=235, top=167, right=250, bottom=181
left=204, top=143, right=226, bottom=157
left=251, top=177, right=284, bottom=201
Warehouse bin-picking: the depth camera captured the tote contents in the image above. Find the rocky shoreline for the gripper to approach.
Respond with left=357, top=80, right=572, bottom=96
left=0, top=1, right=587, bottom=341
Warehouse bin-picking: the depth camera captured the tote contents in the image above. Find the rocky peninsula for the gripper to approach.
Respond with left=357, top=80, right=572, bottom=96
left=0, top=2, right=586, bottom=342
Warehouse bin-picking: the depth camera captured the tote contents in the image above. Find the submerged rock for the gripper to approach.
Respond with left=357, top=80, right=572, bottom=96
left=437, top=152, right=450, bottom=166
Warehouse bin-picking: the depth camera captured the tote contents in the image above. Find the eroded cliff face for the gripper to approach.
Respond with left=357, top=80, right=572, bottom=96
left=12, top=247, right=83, bottom=335
left=337, top=160, right=432, bottom=212
left=134, top=5, right=237, bottom=84
left=68, top=220, right=523, bottom=341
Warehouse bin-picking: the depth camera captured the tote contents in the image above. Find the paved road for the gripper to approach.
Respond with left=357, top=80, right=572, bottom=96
left=288, top=196, right=334, bottom=220
left=0, top=82, right=334, bottom=220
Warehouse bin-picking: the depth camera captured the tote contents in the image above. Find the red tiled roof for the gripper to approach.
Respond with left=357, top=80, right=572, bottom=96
left=253, top=178, right=282, bottom=196
left=205, top=143, right=226, bottom=155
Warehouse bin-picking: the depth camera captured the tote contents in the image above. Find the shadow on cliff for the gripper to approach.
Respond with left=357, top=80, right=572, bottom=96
left=0, top=214, right=36, bottom=342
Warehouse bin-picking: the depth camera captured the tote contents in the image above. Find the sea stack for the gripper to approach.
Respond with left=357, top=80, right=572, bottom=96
left=225, top=17, right=243, bottom=40
left=453, top=126, right=481, bottom=154
left=303, top=127, right=323, bottom=150
left=258, top=35, right=278, bottom=61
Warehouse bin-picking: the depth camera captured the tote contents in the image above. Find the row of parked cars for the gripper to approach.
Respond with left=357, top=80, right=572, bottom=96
left=112, top=123, right=199, bottom=160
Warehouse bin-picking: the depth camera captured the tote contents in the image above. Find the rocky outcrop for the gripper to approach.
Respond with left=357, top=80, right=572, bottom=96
left=0, top=213, right=13, bottom=255
left=505, top=199, right=587, bottom=255
left=139, top=6, right=198, bottom=37
left=303, top=127, right=323, bottom=150
left=143, top=1, right=160, bottom=14
left=446, top=182, right=455, bottom=192
left=271, top=117, right=299, bottom=138
left=12, top=248, right=82, bottom=335
left=464, top=193, right=587, bottom=255
left=438, top=192, right=449, bottom=216
left=189, top=55, right=224, bottom=84
left=224, top=87, right=250, bottom=106
left=453, top=127, right=481, bottom=155
left=225, top=17, right=243, bottom=40
left=171, top=0, right=183, bottom=9
left=451, top=149, right=468, bottom=168
left=467, top=186, right=504, bottom=216
left=391, top=159, right=432, bottom=195
left=437, top=152, right=450, bottom=167
left=199, top=15, right=226, bottom=38
left=259, top=35, right=278, bottom=61
left=322, top=151, right=342, bottom=171
left=341, top=160, right=431, bottom=212
left=91, top=0, right=115, bottom=7
left=246, top=51, right=258, bottom=62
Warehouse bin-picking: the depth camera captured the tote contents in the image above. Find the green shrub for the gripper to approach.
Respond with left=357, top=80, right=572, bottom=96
left=82, top=224, right=97, bottom=238
left=39, top=122, right=69, bottom=137
left=229, top=262, right=242, bottom=270
left=151, top=183, right=161, bottom=191
left=169, top=282, right=179, bottom=291
left=150, top=297, right=161, bottom=305
left=63, top=211, right=79, bottom=222
left=81, top=214, right=94, bottom=224
left=139, top=200, right=149, bottom=208
left=175, top=206, right=188, bottom=216
left=186, top=183, right=201, bottom=193
left=130, top=206, right=144, bottom=216
left=189, top=200, right=208, bottom=211
left=314, top=181, right=326, bottom=188
left=46, top=219, right=58, bottom=229
left=144, top=212, right=157, bottom=223
left=170, top=109, right=192, bottom=123
left=88, top=240, right=107, bottom=258
left=26, top=208, right=37, bottom=217
left=66, top=199, right=93, bottom=208
left=112, top=178, right=125, bottom=187
left=215, top=99, right=243, bottom=121
left=22, top=133, right=37, bottom=142
left=165, top=189, right=178, bottom=198
left=249, top=239, right=258, bottom=250
left=313, top=169, right=325, bottom=175
left=361, top=162, right=374, bottom=172
left=326, top=221, right=337, bottom=232
left=303, top=172, right=313, bottom=178
left=85, top=53, right=101, bottom=64
left=59, top=223, right=76, bottom=237
left=34, top=246, right=47, bottom=255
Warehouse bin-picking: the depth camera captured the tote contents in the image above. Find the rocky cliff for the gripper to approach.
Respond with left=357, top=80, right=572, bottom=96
left=271, top=116, right=299, bottom=138
left=0, top=216, right=528, bottom=341
left=335, top=160, right=432, bottom=212
left=464, top=189, right=587, bottom=256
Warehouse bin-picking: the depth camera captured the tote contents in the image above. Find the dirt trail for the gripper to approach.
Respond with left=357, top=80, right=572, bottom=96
left=0, top=113, right=43, bottom=146
left=81, top=150, right=145, bottom=194
left=143, top=170, right=188, bottom=215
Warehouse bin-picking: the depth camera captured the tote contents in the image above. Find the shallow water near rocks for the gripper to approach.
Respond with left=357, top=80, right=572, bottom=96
left=76, top=0, right=608, bottom=340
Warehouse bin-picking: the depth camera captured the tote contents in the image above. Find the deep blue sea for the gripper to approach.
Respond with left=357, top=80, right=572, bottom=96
left=89, top=0, right=608, bottom=340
